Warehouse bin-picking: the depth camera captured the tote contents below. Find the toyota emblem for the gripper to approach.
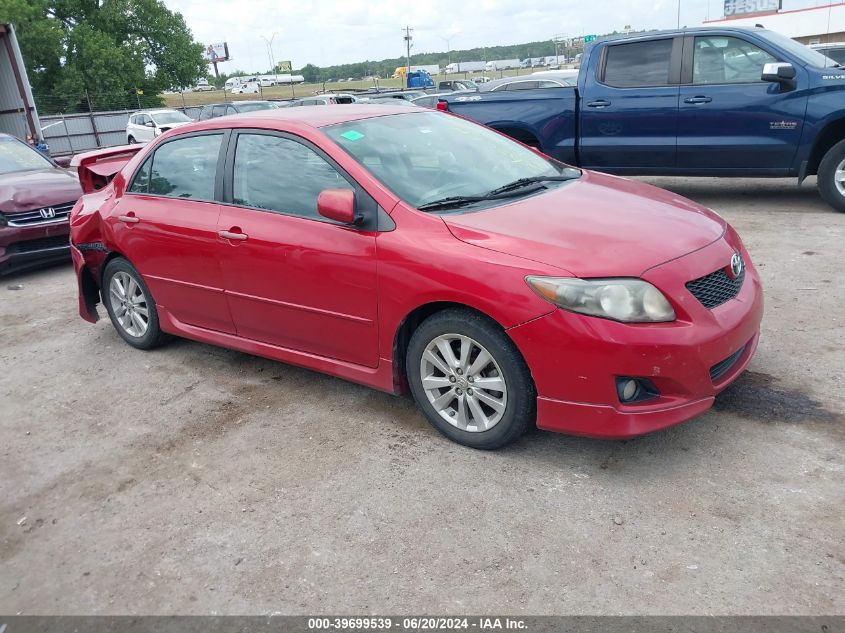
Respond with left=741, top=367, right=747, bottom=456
left=728, top=252, right=743, bottom=279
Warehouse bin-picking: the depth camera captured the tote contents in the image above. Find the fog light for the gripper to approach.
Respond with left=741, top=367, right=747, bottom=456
left=617, top=378, right=639, bottom=402
left=615, top=377, right=659, bottom=404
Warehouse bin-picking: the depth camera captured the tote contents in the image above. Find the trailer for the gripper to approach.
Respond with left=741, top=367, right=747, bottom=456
left=444, top=61, right=486, bottom=74
left=484, top=59, right=521, bottom=71
left=0, top=23, right=41, bottom=142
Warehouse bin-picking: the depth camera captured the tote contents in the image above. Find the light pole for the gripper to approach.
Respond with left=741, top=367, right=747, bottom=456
left=440, top=34, right=457, bottom=70
left=261, top=32, right=278, bottom=76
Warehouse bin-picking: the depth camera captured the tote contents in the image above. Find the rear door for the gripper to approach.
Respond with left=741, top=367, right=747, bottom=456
left=216, top=130, right=379, bottom=367
left=676, top=34, right=808, bottom=173
left=579, top=37, right=682, bottom=171
left=110, top=131, right=236, bottom=334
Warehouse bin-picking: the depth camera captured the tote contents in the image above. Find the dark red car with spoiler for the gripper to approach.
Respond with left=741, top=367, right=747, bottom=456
left=0, top=133, right=82, bottom=274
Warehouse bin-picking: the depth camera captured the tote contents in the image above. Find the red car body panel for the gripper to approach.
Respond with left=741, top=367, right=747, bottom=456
left=70, top=106, right=764, bottom=438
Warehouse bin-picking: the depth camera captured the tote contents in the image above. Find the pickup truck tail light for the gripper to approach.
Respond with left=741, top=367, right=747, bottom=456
left=436, top=101, right=448, bottom=112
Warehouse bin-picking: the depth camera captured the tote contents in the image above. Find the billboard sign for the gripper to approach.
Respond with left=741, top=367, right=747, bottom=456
left=724, top=0, right=781, bottom=17
left=276, top=60, right=292, bottom=73
left=204, top=42, right=230, bottom=63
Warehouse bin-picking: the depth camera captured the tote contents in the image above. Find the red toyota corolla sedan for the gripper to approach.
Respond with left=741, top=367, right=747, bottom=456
left=69, top=105, right=763, bottom=449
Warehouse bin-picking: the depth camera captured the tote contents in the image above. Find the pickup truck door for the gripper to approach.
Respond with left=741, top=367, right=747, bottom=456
left=676, top=34, right=808, bottom=174
left=578, top=36, right=682, bottom=171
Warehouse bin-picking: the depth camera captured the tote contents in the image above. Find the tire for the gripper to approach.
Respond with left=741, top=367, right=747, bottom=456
left=102, top=258, right=169, bottom=350
left=817, top=138, right=845, bottom=213
left=127, top=136, right=136, bottom=144
left=406, top=308, right=536, bottom=450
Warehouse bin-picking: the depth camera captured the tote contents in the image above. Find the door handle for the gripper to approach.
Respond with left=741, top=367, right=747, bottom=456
left=219, top=229, right=248, bottom=241
left=118, top=212, right=140, bottom=224
left=684, top=96, right=712, bottom=104
left=587, top=99, right=612, bottom=108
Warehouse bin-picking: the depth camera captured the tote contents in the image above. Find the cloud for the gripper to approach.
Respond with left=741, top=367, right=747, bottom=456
left=164, top=0, right=822, bottom=72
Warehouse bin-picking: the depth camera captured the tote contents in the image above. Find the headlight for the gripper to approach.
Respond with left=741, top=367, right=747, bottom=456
left=526, top=277, right=676, bottom=323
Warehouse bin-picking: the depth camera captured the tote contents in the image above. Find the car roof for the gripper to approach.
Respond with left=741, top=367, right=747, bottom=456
left=131, top=109, right=180, bottom=116
left=169, top=104, right=419, bottom=133
left=810, top=42, right=845, bottom=48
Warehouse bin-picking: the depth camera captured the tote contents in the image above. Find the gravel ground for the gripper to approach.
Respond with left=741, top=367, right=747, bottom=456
left=0, top=177, right=843, bottom=615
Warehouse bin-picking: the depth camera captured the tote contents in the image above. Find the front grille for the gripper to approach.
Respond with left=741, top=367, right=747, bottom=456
left=7, top=235, right=70, bottom=254
left=686, top=266, right=745, bottom=309
left=0, top=203, right=74, bottom=227
left=710, top=344, right=747, bottom=383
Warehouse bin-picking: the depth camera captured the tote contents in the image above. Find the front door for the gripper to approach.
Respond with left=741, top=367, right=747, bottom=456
left=579, top=36, right=681, bottom=171
left=217, top=130, right=379, bottom=367
left=676, top=34, right=808, bottom=173
left=112, top=132, right=236, bottom=334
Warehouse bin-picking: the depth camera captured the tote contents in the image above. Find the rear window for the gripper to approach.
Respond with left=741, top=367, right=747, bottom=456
left=236, top=102, right=275, bottom=112
left=603, top=39, right=674, bottom=87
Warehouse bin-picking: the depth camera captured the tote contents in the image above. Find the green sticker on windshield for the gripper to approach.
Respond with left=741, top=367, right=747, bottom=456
left=341, top=130, right=365, bottom=141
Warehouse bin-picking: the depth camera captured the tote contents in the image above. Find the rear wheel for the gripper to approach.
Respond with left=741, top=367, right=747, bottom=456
left=406, top=309, right=535, bottom=449
left=817, top=139, right=845, bottom=213
left=127, top=136, right=136, bottom=144
left=102, top=258, right=168, bottom=350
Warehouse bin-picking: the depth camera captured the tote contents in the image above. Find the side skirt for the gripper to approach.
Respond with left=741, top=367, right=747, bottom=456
left=157, top=306, right=398, bottom=395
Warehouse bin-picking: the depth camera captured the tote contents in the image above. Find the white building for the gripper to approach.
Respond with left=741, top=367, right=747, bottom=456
left=704, top=2, right=845, bottom=45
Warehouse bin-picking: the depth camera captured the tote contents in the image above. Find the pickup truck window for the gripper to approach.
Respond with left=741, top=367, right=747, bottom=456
left=693, top=36, right=776, bottom=84
left=603, top=39, right=674, bottom=87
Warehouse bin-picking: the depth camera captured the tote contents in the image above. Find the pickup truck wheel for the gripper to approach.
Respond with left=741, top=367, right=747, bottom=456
left=102, top=258, right=169, bottom=350
left=818, top=139, right=845, bottom=213
left=406, top=309, right=535, bottom=450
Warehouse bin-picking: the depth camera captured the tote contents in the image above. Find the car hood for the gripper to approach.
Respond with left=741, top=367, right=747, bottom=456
left=442, top=171, right=726, bottom=278
left=0, top=168, right=82, bottom=214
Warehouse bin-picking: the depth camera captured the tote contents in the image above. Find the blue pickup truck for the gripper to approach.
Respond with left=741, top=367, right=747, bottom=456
left=439, top=27, right=845, bottom=212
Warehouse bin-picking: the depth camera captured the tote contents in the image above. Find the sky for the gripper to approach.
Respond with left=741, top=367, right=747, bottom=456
left=164, top=0, right=831, bottom=73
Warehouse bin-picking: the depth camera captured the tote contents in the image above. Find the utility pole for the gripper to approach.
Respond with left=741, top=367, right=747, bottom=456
left=403, top=25, right=413, bottom=89
left=677, top=0, right=681, bottom=28
left=440, top=34, right=455, bottom=67
left=261, top=32, right=278, bottom=76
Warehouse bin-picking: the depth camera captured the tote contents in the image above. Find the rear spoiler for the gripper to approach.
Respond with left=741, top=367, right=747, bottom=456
left=70, top=144, right=144, bottom=194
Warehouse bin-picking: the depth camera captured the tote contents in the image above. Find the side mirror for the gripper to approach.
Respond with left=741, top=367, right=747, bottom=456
left=317, top=189, right=358, bottom=224
left=145, top=121, right=156, bottom=128
left=761, top=62, right=796, bottom=84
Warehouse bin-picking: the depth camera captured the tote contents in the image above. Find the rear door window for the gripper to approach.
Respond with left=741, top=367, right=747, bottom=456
left=145, top=134, right=223, bottom=200
left=212, top=105, right=227, bottom=118
left=602, top=39, right=674, bottom=87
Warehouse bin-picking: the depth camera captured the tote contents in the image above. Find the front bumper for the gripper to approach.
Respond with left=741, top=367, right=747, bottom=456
left=0, top=222, right=70, bottom=275
left=508, top=236, right=764, bottom=439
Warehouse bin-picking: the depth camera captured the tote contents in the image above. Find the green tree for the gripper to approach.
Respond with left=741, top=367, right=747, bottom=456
left=299, top=63, right=320, bottom=83
left=1, top=0, right=207, bottom=113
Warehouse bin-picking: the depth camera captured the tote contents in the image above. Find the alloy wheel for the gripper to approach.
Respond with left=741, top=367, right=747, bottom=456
left=419, top=333, right=508, bottom=432
left=108, top=271, right=149, bottom=337
left=835, top=157, right=845, bottom=197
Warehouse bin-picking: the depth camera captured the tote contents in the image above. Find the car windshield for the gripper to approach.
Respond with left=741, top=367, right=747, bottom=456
left=0, top=136, right=54, bottom=175
left=324, top=111, right=574, bottom=209
left=761, top=30, right=839, bottom=67
left=237, top=102, right=276, bottom=112
left=153, top=111, right=191, bottom=124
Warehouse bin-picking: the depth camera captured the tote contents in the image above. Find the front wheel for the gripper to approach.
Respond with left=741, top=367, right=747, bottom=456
left=817, top=139, right=845, bottom=213
left=406, top=309, right=536, bottom=450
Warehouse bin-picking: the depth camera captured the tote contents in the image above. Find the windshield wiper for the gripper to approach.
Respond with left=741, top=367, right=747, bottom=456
left=485, top=172, right=581, bottom=196
left=416, top=195, right=492, bottom=211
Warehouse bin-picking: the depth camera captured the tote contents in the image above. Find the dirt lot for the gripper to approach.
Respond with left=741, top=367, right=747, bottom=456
left=1, top=177, right=843, bottom=615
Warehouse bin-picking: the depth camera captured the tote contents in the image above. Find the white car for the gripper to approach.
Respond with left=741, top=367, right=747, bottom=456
left=126, top=109, right=193, bottom=144
left=231, top=81, right=260, bottom=95
left=809, top=42, right=845, bottom=66
left=193, top=80, right=215, bottom=92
